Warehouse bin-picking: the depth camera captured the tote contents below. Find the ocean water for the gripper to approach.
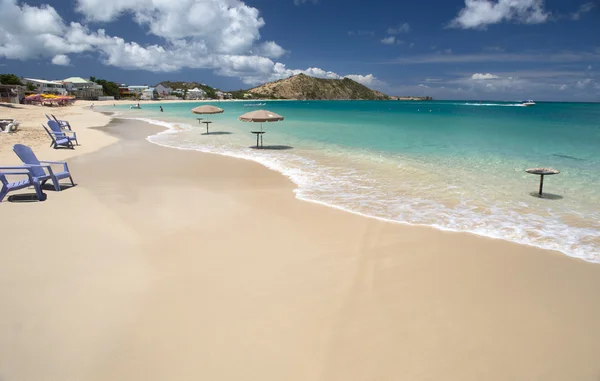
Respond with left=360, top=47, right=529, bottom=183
left=107, top=100, right=600, bottom=262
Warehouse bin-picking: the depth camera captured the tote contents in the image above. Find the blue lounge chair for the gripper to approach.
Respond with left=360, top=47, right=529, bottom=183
left=13, top=144, right=75, bottom=192
left=43, top=124, right=74, bottom=149
left=48, top=120, right=78, bottom=146
left=47, top=114, right=73, bottom=131
left=0, top=167, right=45, bottom=202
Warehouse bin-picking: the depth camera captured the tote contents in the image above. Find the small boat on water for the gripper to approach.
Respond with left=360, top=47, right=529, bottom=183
left=244, top=103, right=266, bottom=107
left=522, top=100, right=536, bottom=106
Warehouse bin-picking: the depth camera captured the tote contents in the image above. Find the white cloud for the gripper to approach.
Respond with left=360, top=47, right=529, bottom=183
left=381, top=36, right=396, bottom=45
left=51, top=54, right=70, bottom=66
left=75, top=0, right=265, bottom=54
left=344, top=74, right=385, bottom=87
left=570, top=2, right=595, bottom=20
left=293, top=0, right=318, bottom=5
left=0, top=0, right=382, bottom=89
left=254, top=41, right=287, bottom=59
left=471, top=73, right=500, bottom=80
left=576, top=78, right=593, bottom=89
left=449, top=0, right=550, bottom=29
left=387, top=23, right=411, bottom=34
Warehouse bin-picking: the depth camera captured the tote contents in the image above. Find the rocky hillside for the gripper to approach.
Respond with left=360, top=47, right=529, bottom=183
left=248, top=74, right=389, bottom=100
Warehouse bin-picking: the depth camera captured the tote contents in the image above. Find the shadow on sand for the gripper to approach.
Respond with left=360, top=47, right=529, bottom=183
left=41, top=183, right=77, bottom=191
left=529, top=192, right=563, bottom=200
left=6, top=193, right=47, bottom=203
left=6, top=183, right=76, bottom=203
left=0, top=104, right=24, bottom=109
left=249, top=145, right=294, bottom=150
left=201, top=131, right=233, bottom=136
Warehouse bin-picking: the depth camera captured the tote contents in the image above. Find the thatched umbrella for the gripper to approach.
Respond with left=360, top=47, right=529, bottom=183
left=525, top=167, right=560, bottom=197
left=238, top=109, right=284, bottom=148
left=191, top=105, right=224, bottom=133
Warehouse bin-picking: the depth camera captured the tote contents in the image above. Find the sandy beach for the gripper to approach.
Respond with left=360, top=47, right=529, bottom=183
left=1, top=104, right=600, bottom=381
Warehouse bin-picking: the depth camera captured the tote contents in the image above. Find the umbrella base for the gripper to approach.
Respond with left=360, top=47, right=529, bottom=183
left=251, top=131, right=265, bottom=148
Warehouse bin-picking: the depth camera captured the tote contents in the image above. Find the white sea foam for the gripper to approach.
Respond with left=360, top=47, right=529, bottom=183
left=462, top=103, right=525, bottom=107
left=135, top=117, right=600, bottom=264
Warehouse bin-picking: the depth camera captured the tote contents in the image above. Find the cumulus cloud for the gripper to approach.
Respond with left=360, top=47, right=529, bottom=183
left=51, top=54, right=70, bottom=66
left=449, top=0, right=550, bottom=29
left=570, top=2, right=595, bottom=20
left=75, top=0, right=265, bottom=54
left=387, top=23, right=411, bottom=34
left=471, top=73, right=500, bottom=80
left=0, top=0, right=383, bottom=88
left=381, top=36, right=396, bottom=45
left=254, top=41, right=287, bottom=59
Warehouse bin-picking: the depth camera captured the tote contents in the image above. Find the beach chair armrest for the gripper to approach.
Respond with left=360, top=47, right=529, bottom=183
left=40, top=161, right=69, bottom=172
left=0, top=171, right=34, bottom=180
left=0, top=166, right=32, bottom=170
left=0, top=169, right=35, bottom=182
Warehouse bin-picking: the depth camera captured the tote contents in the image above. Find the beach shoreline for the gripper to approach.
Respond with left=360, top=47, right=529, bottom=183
left=113, top=107, right=600, bottom=263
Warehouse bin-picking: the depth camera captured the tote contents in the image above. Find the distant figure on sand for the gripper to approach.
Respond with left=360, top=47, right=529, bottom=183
left=160, top=106, right=163, bottom=112
left=90, top=103, right=94, bottom=109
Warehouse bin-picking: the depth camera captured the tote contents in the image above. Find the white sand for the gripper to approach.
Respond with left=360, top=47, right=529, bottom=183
left=1, top=109, right=600, bottom=381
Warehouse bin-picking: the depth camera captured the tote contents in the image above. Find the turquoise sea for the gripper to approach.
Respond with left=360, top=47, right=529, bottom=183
left=108, top=100, right=600, bottom=262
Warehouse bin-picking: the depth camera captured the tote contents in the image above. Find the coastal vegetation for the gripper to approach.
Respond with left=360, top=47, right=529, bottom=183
left=0, top=73, right=23, bottom=85
left=89, top=77, right=120, bottom=98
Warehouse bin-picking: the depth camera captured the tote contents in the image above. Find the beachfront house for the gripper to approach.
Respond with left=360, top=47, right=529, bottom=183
left=155, top=83, right=172, bottom=97
left=0, top=84, right=25, bottom=104
left=243, top=93, right=253, bottom=99
left=127, top=85, right=150, bottom=97
left=215, top=90, right=224, bottom=99
left=62, top=77, right=103, bottom=100
left=22, top=78, right=67, bottom=96
left=186, top=88, right=206, bottom=100
left=140, top=88, right=155, bottom=100
left=224, top=92, right=233, bottom=99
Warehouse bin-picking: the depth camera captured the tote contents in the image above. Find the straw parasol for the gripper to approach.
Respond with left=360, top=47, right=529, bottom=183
left=238, top=109, right=284, bottom=148
left=191, top=105, right=224, bottom=133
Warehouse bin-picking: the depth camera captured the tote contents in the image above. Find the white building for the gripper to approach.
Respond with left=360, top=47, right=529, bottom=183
left=155, top=83, right=172, bottom=97
left=62, top=77, right=103, bottom=99
left=186, top=87, right=206, bottom=100
left=215, top=90, right=224, bottom=99
left=140, top=88, right=155, bottom=100
left=127, top=85, right=149, bottom=96
left=23, top=78, right=67, bottom=95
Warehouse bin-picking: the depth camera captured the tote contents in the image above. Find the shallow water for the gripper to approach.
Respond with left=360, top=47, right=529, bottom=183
left=107, top=100, right=600, bottom=262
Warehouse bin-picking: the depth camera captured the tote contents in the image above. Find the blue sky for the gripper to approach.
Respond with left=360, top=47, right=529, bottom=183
left=0, top=0, right=599, bottom=101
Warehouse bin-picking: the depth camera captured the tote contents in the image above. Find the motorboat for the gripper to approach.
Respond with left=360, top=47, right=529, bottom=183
left=522, top=100, right=535, bottom=106
left=244, top=103, right=266, bottom=107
